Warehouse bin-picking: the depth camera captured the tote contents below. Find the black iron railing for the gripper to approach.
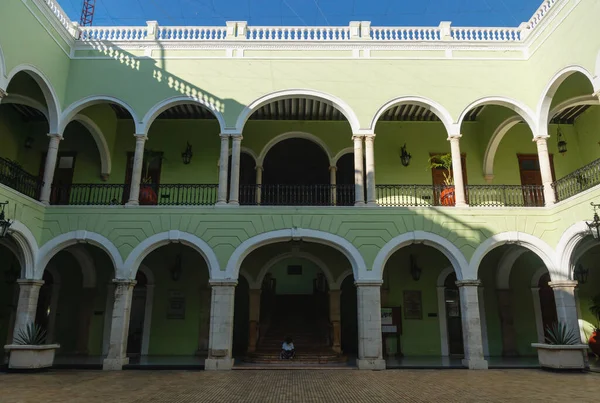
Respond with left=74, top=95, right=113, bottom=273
left=239, top=184, right=355, bottom=206
left=552, top=158, right=600, bottom=202
left=466, top=185, right=545, bottom=207
left=376, top=185, right=455, bottom=207
left=50, top=184, right=127, bottom=205
left=0, top=157, right=43, bottom=199
left=157, top=184, right=218, bottom=205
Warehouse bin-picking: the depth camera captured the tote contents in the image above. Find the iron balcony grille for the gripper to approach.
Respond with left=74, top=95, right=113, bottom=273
left=239, top=184, right=355, bottom=206
left=0, top=157, right=43, bottom=200
left=466, top=185, right=545, bottom=207
left=552, top=158, right=600, bottom=202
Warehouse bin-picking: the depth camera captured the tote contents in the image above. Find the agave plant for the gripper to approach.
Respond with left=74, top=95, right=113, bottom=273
left=13, top=323, right=47, bottom=345
left=545, top=322, right=580, bottom=345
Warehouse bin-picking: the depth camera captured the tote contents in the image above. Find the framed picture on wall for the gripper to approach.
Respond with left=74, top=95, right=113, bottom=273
left=403, top=290, right=422, bottom=320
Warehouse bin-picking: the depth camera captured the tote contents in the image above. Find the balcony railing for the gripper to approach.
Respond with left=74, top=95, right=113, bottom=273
left=50, top=184, right=127, bottom=205
left=239, top=184, right=355, bottom=206
left=466, top=185, right=545, bottom=207
left=376, top=185, right=451, bottom=207
left=552, top=158, right=600, bottom=202
left=156, top=184, right=218, bottom=205
left=0, top=157, right=43, bottom=200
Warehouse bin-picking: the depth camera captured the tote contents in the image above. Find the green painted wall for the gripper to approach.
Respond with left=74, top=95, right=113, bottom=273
left=269, top=257, right=320, bottom=295
left=573, top=107, right=600, bottom=166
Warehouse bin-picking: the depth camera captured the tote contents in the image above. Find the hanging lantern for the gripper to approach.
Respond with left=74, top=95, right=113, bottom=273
left=400, top=143, right=412, bottom=167
left=587, top=202, right=600, bottom=241
left=0, top=201, right=12, bottom=238
left=181, top=142, right=193, bottom=165
left=409, top=254, right=422, bottom=281
left=556, top=126, right=567, bottom=155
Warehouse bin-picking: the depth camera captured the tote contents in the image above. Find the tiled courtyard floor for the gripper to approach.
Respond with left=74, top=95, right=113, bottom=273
left=0, top=369, right=598, bottom=402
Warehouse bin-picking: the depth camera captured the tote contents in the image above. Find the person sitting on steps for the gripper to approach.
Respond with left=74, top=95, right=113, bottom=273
left=280, top=336, right=295, bottom=360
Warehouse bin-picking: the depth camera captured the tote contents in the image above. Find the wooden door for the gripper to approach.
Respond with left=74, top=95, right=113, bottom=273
left=517, top=154, right=555, bottom=207
left=40, top=152, right=77, bottom=205
left=430, top=154, right=467, bottom=206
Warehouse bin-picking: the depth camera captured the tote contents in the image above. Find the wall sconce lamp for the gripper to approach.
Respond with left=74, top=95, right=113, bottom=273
left=573, top=264, right=589, bottom=285
left=181, top=142, right=193, bottom=165
left=170, top=252, right=183, bottom=281
left=587, top=202, right=600, bottom=241
left=409, top=254, right=422, bottom=281
left=400, top=143, right=412, bottom=167
left=556, top=126, right=567, bottom=155
left=24, top=137, right=34, bottom=149
left=0, top=201, right=13, bottom=238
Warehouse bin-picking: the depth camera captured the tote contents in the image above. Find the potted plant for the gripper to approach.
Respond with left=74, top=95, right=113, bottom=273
left=531, top=322, right=588, bottom=370
left=139, top=149, right=163, bottom=205
left=428, top=154, right=455, bottom=206
left=588, top=294, right=600, bottom=356
left=4, top=323, right=60, bottom=370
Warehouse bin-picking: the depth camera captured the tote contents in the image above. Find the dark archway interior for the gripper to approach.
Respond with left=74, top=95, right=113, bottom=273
left=263, top=138, right=329, bottom=185
left=233, top=276, right=250, bottom=356
left=340, top=275, right=358, bottom=354
left=336, top=153, right=354, bottom=185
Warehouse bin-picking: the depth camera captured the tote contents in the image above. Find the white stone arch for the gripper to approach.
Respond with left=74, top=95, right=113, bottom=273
left=332, top=147, right=354, bottom=165
left=123, top=230, right=219, bottom=280
left=6, top=64, right=61, bottom=133
left=7, top=221, right=39, bottom=279
left=0, top=94, right=49, bottom=119
left=141, top=96, right=227, bottom=134
left=495, top=246, right=529, bottom=290
left=458, top=97, right=537, bottom=137
left=335, top=269, right=354, bottom=290
left=228, top=146, right=258, bottom=166
left=222, top=228, right=368, bottom=282
left=482, top=115, right=523, bottom=179
left=257, top=131, right=333, bottom=166
left=37, top=231, right=123, bottom=280
left=60, top=96, right=142, bottom=134
left=369, top=96, right=455, bottom=135
left=0, top=237, right=25, bottom=279
left=556, top=221, right=592, bottom=281
left=548, top=95, right=599, bottom=121
left=372, top=231, right=469, bottom=281
left=235, top=89, right=361, bottom=133
left=239, top=269, right=254, bottom=286
left=536, top=65, right=597, bottom=138
left=467, top=232, right=558, bottom=281
left=0, top=43, right=6, bottom=87
left=250, top=251, right=337, bottom=290
left=66, top=245, right=97, bottom=288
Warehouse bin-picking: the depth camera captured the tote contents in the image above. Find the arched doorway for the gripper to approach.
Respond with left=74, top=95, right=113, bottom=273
left=340, top=275, right=358, bottom=354
left=127, top=270, right=148, bottom=357
left=261, top=138, right=330, bottom=205
left=0, top=240, right=22, bottom=347
left=230, top=152, right=257, bottom=205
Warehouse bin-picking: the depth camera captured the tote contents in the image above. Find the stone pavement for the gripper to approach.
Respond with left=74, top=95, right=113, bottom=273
left=0, top=369, right=598, bottom=403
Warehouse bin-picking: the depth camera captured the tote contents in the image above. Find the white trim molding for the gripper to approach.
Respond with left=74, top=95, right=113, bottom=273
left=457, top=96, right=537, bottom=134
left=257, top=131, right=333, bottom=166
left=482, top=115, right=523, bottom=179
left=60, top=95, right=143, bottom=134
left=556, top=221, right=593, bottom=281
left=6, top=221, right=39, bottom=280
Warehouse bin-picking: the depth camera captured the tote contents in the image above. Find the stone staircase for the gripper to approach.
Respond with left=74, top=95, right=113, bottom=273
left=244, top=294, right=346, bottom=364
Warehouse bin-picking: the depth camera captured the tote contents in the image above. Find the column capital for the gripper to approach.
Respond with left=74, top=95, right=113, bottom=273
left=549, top=280, right=578, bottom=289
left=134, top=134, right=148, bottom=141
left=47, top=133, right=63, bottom=140
left=329, top=289, right=341, bottom=296
left=17, top=279, right=44, bottom=287
left=455, top=279, right=481, bottom=288
left=355, top=279, right=383, bottom=287
left=255, top=165, right=263, bottom=172
left=219, top=133, right=230, bottom=140
left=249, top=288, right=262, bottom=296
left=0, top=88, right=8, bottom=98
left=112, top=279, right=137, bottom=288
left=352, top=134, right=365, bottom=141
left=329, top=165, right=337, bottom=172
left=231, top=135, right=243, bottom=142
left=532, top=135, right=549, bottom=144
left=364, top=134, right=376, bottom=141
left=209, top=279, right=238, bottom=287
left=447, top=134, right=462, bottom=141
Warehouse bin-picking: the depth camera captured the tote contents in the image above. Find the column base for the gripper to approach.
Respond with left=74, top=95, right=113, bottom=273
left=103, top=356, right=129, bottom=370
left=228, top=201, right=239, bottom=206
left=205, top=358, right=234, bottom=370
left=354, top=201, right=365, bottom=207
left=455, top=202, right=468, bottom=208
left=125, top=201, right=139, bottom=207
left=356, top=358, right=386, bottom=370
left=366, top=201, right=378, bottom=207
left=462, top=357, right=488, bottom=370
left=215, top=201, right=228, bottom=206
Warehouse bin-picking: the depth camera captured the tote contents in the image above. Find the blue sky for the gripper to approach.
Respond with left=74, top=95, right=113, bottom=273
left=58, top=0, right=544, bottom=27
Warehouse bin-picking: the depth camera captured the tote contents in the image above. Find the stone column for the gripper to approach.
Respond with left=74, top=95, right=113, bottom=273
left=531, top=287, right=545, bottom=343
left=247, top=289, right=261, bottom=353
left=355, top=281, right=385, bottom=370
left=103, top=279, right=136, bottom=370
left=255, top=166, right=263, bottom=205
left=353, top=135, right=365, bottom=206
left=496, top=289, right=517, bottom=356
left=534, top=136, right=556, bottom=205
left=196, top=286, right=212, bottom=355
left=205, top=280, right=237, bottom=370
left=329, top=165, right=337, bottom=205
left=549, top=280, right=579, bottom=335
left=12, top=280, right=44, bottom=342
left=127, top=135, right=147, bottom=205
left=217, top=135, right=230, bottom=205
left=448, top=135, right=467, bottom=207
left=329, top=290, right=342, bottom=353
left=228, top=135, right=243, bottom=205
left=456, top=280, right=488, bottom=369
left=76, top=287, right=96, bottom=354
left=39, top=134, right=63, bottom=204
left=364, top=135, right=377, bottom=206
left=141, top=284, right=154, bottom=355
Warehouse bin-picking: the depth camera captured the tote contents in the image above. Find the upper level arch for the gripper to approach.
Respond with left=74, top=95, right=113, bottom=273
left=141, top=96, right=227, bottom=134
left=60, top=95, right=142, bottom=134
left=536, top=65, right=597, bottom=138
left=6, top=221, right=39, bottom=279
left=257, top=131, right=333, bottom=166
left=222, top=228, right=368, bottom=282
left=6, top=65, right=60, bottom=133
left=0, top=44, right=6, bottom=88
left=235, top=89, right=361, bottom=133
left=370, top=96, right=455, bottom=135
left=457, top=96, right=537, bottom=135
left=556, top=221, right=593, bottom=282
left=372, top=231, right=469, bottom=281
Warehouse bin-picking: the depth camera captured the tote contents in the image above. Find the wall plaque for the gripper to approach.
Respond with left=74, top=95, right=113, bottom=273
left=167, top=290, right=186, bottom=319
left=403, top=290, right=422, bottom=320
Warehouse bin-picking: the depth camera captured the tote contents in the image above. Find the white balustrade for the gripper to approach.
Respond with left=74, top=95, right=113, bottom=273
left=371, top=27, right=441, bottom=41
left=246, top=26, right=351, bottom=41
left=43, top=0, right=72, bottom=32
left=79, top=27, right=148, bottom=41
left=527, top=0, right=557, bottom=30
left=157, top=26, right=228, bottom=40
left=451, top=27, right=521, bottom=42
